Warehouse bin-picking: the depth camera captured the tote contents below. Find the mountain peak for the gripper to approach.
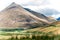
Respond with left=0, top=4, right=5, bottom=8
left=12, top=2, right=16, bottom=4
left=7, top=2, right=19, bottom=9
left=4, top=2, right=22, bottom=10
left=10, top=2, right=17, bottom=6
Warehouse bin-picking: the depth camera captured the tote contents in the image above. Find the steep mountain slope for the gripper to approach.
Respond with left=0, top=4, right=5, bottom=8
left=24, top=8, right=56, bottom=22
left=0, top=2, right=52, bottom=29
left=24, top=8, right=48, bottom=20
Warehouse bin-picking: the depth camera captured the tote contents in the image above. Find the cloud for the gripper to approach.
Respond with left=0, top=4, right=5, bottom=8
left=35, top=8, right=60, bottom=18
left=23, top=0, right=49, bottom=6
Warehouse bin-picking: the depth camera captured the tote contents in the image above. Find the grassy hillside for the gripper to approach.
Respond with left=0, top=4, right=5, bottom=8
left=24, top=21, right=60, bottom=35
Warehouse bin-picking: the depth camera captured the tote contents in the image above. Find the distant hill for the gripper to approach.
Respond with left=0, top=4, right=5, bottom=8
left=57, top=17, right=60, bottom=20
left=48, top=16, right=56, bottom=21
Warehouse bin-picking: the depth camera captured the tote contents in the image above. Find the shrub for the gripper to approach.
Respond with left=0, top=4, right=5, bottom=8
left=7, top=34, right=60, bottom=40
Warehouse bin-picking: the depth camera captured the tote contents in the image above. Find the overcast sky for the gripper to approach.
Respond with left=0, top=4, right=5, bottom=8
left=0, top=0, right=60, bottom=18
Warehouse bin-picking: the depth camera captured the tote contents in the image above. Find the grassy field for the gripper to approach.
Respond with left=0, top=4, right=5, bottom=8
left=0, top=31, right=60, bottom=40
left=0, top=22, right=60, bottom=40
left=7, top=35, right=60, bottom=40
left=0, top=27, right=60, bottom=40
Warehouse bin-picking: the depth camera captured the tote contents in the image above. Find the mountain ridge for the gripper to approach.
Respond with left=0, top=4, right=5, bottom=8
left=0, top=2, right=53, bottom=29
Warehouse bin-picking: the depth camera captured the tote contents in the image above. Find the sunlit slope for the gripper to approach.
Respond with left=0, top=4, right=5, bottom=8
left=24, top=21, right=60, bottom=35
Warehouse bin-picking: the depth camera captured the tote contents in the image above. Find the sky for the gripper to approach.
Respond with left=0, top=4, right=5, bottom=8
left=0, top=0, right=60, bottom=18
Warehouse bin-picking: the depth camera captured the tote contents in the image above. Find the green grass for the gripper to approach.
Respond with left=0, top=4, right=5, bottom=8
left=0, top=31, right=59, bottom=40
left=0, top=30, right=60, bottom=40
left=7, top=35, right=60, bottom=40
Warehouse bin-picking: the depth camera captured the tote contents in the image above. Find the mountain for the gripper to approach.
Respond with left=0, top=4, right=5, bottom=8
left=57, top=17, right=60, bottom=20
left=0, top=2, right=53, bottom=29
left=24, top=8, right=49, bottom=20
left=24, top=8, right=56, bottom=22
left=48, top=16, right=56, bottom=21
